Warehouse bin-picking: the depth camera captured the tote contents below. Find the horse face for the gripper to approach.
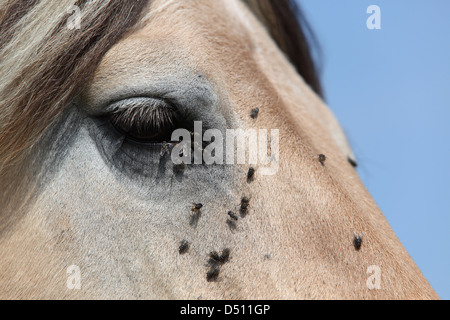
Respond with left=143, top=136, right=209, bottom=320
left=0, top=0, right=437, bottom=299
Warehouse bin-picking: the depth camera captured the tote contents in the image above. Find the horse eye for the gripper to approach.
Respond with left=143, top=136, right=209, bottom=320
left=109, top=97, right=179, bottom=143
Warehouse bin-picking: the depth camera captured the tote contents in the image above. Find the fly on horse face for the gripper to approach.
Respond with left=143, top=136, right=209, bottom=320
left=0, top=0, right=438, bottom=299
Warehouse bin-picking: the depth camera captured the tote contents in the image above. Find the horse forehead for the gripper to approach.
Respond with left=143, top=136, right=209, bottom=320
left=88, top=0, right=249, bottom=91
left=117, top=0, right=257, bottom=61
left=93, top=0, right=295, bottom=99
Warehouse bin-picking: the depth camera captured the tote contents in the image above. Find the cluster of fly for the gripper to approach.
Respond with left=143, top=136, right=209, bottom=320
left=162, top=131, right=209, bottom=165
left=227, top=196, right=250, bottom=229
left=353, top=232, right=364, bottom=251
left=318, top=154, right=327, bottom=166
left=190, top=202, right=203, bottom=227
left=179, top=240, right=189, bottom=255
left=206, top=248, right=231, bottom=282
left=250, top=107, right=260, bottom=119
left=160, top=141, right=173, bottom=157
left=159, top=141, right=188, bottom=175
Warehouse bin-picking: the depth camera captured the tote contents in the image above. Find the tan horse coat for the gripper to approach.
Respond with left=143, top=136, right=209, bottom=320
left=0, top=0, right=438, bottom=299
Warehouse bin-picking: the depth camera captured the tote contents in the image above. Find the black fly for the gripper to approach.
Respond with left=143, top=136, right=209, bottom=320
left=179, top=240, right=189, bottom=255
left=250, top=107, right=260, bottom=119
left=353, top=232, right=364, bottom=251
left=318, top=154, right=326, bottom=166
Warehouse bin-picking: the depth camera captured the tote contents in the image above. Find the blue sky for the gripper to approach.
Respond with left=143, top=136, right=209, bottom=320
left=297, top=0, right=450, bottom=299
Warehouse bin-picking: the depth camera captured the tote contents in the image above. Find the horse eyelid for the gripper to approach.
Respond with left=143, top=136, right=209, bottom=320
left=106, top=97, right=179, bottom=142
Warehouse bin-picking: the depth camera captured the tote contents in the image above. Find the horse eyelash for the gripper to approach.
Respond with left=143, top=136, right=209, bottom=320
left=109, top=99, right=178, bottom=134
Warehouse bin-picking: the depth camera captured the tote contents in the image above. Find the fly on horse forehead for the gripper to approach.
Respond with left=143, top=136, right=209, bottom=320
left=0, top=0, right=438, bottom=300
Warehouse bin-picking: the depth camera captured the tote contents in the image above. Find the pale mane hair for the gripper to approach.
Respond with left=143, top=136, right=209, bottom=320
left=0, top=0, right=321, bottom=178
left=0, top=0, right=150, bottom=177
